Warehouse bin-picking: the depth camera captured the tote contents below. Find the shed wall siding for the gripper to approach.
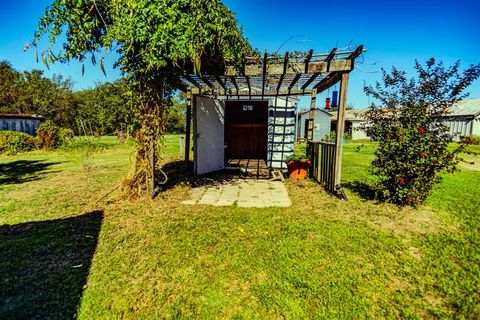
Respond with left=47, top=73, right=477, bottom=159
left=296, top=111, right=332, bottom=141
left=472, top=117, right=480, bottom=136
left=442, top=117, right=476, bottom=141
left=0, top=118, right=42, bottom=135
left=351, top=121, right=368, bottom=140
left=312, top=111, right=331, bottom=141
left=268, top=97, right=297, bottom=170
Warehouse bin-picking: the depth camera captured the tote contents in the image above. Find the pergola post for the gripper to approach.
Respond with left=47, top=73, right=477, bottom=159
left=307, top=88, right=317, bottom=140
left=184, top=90, right=192, bottom=162
left=334, top=72, right=349, bottom=193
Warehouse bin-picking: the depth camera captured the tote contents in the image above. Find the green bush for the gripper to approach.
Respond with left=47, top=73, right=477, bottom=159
left=363, top=59, right=480, bottom=205
left=59, top=128, right=74, bottom=145
left=60, top=137, right=110, bottom=151
left=0, top=131, right=37, bottom=155
left=460, top=135, right=480, bottom=145
left=36, top=120, right=61, bottom=149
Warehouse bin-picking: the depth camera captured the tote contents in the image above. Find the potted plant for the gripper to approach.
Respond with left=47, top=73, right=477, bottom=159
left=285, top=154, right=311, bottom=180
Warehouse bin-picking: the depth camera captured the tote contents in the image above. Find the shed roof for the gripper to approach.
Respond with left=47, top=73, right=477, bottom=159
left=330, top=109, right=368, bottom=121
left=0, top=114, right=45, bottom=119
left=180, top=46, right=365, bottom=97
left=446, top=98, right=480, bottom=117
left=298, top=108, right=333, bottom=117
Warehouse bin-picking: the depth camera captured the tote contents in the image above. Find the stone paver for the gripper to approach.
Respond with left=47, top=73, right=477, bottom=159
left=182, top=178, right=291, bottom=208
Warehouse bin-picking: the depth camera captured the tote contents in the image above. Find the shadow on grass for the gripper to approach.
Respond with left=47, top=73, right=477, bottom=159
left=0, top=160, right=62, bottom=185
left=343, top=181, right=379, bottom=201
left=0, top=211, right=103, bottom=319
left=159, top=160, right=245, bottom=191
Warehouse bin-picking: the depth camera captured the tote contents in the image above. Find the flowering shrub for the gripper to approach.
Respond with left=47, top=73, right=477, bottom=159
left=363, top=59, right=480, bottom=205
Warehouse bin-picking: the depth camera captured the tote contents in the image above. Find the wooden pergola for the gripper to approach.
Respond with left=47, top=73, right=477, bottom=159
left=180, top=45, right=365, bottom=197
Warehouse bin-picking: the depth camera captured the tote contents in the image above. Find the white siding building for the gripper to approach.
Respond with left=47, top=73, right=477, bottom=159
left=296, top=109, right=333, bottom=141
left=441, top=98, right=480, bottom=140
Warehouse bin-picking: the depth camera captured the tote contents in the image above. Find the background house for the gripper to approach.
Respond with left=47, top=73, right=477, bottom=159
left=327, top=98, right=480, bottom=141
left=0, top=114, right=44, bottom=135
left=441, top=98, right=480, bottom=140
left=330, top=109, right=368, bottom=140
left=296, top=109, right=332, bottom=141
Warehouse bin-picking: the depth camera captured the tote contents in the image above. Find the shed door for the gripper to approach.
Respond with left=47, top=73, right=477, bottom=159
left=225, top=100, right=268, bottom=160
left=194, top=96, right=225, bottom=174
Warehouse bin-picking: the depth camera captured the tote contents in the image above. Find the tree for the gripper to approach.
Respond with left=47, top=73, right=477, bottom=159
left=0, top=61, right=76, bottom=128
left=33, top=0, right=254, bottom=196
left=363, top=59, right=480, bottom=205
left=75, top=79, right=135, bottom=135
left=0, top=61, right=20, bottom=111
left=164, top=94, right=186, bottom=134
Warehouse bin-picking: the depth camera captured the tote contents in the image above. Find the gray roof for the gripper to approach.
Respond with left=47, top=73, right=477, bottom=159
left=297, top=108, right=333, bottom=117
left=330, top=98, right=480, bottom=120
left=446, top=98, right=480, bottom=117
left=329, top=109, right=368, bottom=121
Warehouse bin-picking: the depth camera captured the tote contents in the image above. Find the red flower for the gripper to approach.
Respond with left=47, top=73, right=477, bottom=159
left=399, top=177, right=405, bottom=184
left=418, top=127, right=425, bottom=134
left=421, top=152, right=427, bottom=158
left=432, top=159, right=437, bottom=164
left=407, top=197, right=412, bottom=203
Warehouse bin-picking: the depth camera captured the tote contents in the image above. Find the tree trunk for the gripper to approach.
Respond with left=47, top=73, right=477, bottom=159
left=122, top=81, right=165, bottom=197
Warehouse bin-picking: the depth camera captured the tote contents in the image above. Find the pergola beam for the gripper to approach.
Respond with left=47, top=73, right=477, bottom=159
left=276, top=52, right=289, bottom=92
left=313, top=72, right=342, bottom=92
left=199, top=76, right=214, bottom=89
left=184, top=90, right=192, bottom=162
left=288, top=73, right=301, bottom=91
left=230, top=76, right=239, bottom=91
left=261, top=52, right=268, bottom=98
left=226, top=59, right=352, bottom=76
left=245, top=75, right=251, bottom=97
left=193, top=88, right=315, bottom=97
left=334, top=72, right=350, bottom=195
left=304, top=49, right=313, bottom=73
left=347, top=45, right=364, bottom=59
left=301, top=73, right=320, bottom=90
left=215, top=75, right=227, bottom=95
left=184, top=74, right=202, bottom=90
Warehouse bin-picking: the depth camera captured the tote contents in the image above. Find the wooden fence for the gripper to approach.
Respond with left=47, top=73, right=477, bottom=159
left=308, top=141, right=336, bottom=192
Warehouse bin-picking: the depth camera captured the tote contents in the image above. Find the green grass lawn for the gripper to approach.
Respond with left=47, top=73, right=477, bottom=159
left=1, top=137, right=479, bottom=318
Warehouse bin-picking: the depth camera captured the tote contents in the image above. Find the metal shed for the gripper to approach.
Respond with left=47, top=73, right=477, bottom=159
left=0, top=114, right=44, bottom=135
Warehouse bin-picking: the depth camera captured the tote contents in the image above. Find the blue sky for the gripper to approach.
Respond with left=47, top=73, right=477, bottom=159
left=1, top=0, right=479, bottom=109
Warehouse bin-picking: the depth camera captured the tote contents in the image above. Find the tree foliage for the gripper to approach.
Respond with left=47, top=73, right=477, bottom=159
left=75, top=79, right=135, bottom=135
left=34, top=0, right=254, bottom=195
left=0, top=61, right=76, bottom=128
left=363, top=59, right=480, bottom=205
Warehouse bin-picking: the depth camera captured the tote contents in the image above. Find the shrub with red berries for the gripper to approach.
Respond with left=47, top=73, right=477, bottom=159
left=363, top=58, right=480, bottom=205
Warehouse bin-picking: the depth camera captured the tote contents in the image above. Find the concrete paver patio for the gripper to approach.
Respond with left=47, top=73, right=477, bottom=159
left=182, top=178, right=291, bottom=207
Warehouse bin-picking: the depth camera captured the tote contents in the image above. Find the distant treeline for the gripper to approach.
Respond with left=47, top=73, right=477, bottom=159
left=0, top=61, right=186, bottom=135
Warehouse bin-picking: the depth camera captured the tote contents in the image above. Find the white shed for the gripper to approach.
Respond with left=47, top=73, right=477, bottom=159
left=330, top=109, right=368, bottom=140
left=193, top=96, right=298, bottom=174
left=296, top=109, right=332, bottom=141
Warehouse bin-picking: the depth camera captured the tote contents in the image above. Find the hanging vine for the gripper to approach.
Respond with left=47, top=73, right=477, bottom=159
left=33, top=0, right=255, bottom=197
